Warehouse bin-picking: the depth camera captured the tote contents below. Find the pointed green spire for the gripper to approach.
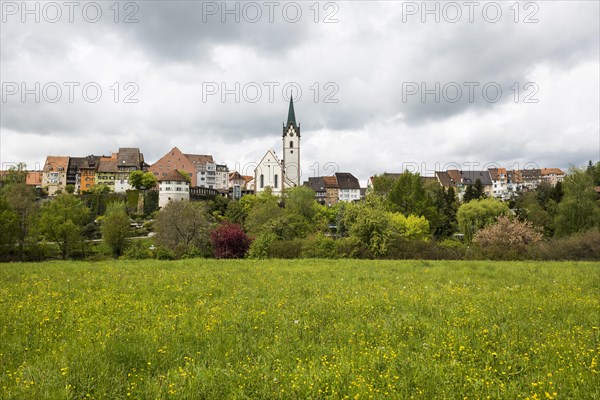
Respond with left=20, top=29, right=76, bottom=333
left=287, top=96, right=296, bottom=127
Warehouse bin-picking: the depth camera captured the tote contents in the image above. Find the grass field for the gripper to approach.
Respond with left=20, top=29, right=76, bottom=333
left=1, top=260, right=598, bottom=399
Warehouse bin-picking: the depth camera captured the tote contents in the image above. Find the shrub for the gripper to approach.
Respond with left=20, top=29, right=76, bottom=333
left=474, top=216, right=542, bottom=260
left=531, top=229, right=600, bottom=261
left=247, top=233, right=276, bottom=259
left=301, top=234, right=337, bottom=258
left=123, top=240, right=152, bottom=260
left=210, top=223, right=251, bottom=259
left=268, top=239, right=304, bottom=259
left=155, top=247, right=175, bottom=260
left=336, top=236, right=371, bottom=259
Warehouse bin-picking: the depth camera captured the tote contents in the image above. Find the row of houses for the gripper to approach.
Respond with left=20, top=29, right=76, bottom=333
left=369, top=167, right=566, bottom=201
left=303, top=173, right=362, bottom=206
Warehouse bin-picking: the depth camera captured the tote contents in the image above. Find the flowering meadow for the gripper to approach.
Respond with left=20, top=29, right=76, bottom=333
left=1, top=260, right=598, bottom=399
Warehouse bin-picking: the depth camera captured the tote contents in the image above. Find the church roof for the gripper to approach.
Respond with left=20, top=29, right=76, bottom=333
left=287, top=96, right=296, bottom=127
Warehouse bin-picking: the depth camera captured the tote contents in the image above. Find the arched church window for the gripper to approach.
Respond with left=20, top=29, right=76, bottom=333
left=290, top=141, right=293, bottom=148
left=260, top=174, right=264, bottom=188
left=274, top=174, right=278, bottom=189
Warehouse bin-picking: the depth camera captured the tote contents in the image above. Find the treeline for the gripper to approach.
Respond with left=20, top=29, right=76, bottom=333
left=2, top=163, right=600, bottom=262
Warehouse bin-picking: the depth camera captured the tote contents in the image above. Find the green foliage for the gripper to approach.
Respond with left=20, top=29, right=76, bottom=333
left=586, top=160, right=600, bottom=186
left=554, top=168, right=600, bottom=237
left=208, top=195, right=230, bottom=219
left=123, top=240, right=152, bottom=259
left=388, top=171, right=428, bottom=216
left=531, top=229, right=600, bottom=260
left=0, top=206, right=19, bottom=259
left=247, top=232, right=276, bottom=259
left=129, top=170, right=158, bottom=190
left=1, top=162, right=27, bottom=185
left=389, top=213, right=430, bottom=241
left=38, top=193, right=91, bottom=259
left=457, top=198, right=509, bottom=241
left=267, top=238, right=304, bottom=259
left=370, top=173, right=397, bottom=195
left=431, top=186, right=459, bottom=237
left=101, top=202, right=131, bottom=258
left=126, top=190, right=139, bottom=210
left=1, top=183, right=38, bottom=260
left=301, top=233, right=337, bottom=258
left=244, top=193, right=283, bottom=237
left=264, top=213, right=312, bottom=240
left=283, top=186, right=319, bottom=221
left=143, top=190, right=159, bottom=215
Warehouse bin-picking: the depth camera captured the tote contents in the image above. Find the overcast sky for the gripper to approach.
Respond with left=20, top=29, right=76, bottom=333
left=1, top=0, right=599, bottom=184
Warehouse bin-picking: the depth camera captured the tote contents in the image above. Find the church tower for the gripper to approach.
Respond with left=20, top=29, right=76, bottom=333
left=282, top=96, right=301, bottom=187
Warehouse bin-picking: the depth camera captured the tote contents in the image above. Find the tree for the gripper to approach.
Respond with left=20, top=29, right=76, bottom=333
left=128, top=170, right=158, bottom=190
left=370, top=174, right=397, bottom=196
left=462, top=184, right=477, bottom=203
left=473, top=179, right=486, bottom=199
left=38, top=193, right=90, bottom=259
left=586, top=160, right=600, bottom=186
left=457, top=198, right=510, bottom=241
left=554, top=168, right=600, bottom=237
left=3, top=183, right=37, bottom=260
left=389, top=213, right=430, bottom=241
left=284, top=186, right=319, bottom=221
left=2, top=163, right=27, bottom=185
left=101, top=201, right=130, bottom=258
left=463, top=179, right=486, bottom=203
left=154, top=200, right=212, bottom=257
left=0, top=195, right=19, bottom=258
left=388, top=171, right=429, bottom=215
left=429, top=185, right=458, bottom=238
left=517, top=192, right=554, bottom=236
left=244, top=191, right=283, bottom=237
left=210, top=222, right=251, bottom=258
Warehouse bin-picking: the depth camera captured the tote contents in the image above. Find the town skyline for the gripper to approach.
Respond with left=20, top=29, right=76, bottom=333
left=2, top=1, right=599, bottom=184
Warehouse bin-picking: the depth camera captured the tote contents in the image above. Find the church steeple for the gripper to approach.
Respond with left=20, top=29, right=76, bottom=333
left=287, top=96, right=296, bottom=127
left=282, top=96, right=300, bottom=187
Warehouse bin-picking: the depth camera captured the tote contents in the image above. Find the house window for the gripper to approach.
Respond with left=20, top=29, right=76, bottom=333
left=274, top=174, right=278, bottom=189
left=260, top=174, right=264, bottom=189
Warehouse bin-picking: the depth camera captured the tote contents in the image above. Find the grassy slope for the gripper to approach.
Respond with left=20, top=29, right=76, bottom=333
left=1, top=260, right=599, bottom=399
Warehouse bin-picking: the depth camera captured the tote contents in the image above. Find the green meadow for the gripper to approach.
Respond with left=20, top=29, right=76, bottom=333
left=1, top=260, right=598, bottom=399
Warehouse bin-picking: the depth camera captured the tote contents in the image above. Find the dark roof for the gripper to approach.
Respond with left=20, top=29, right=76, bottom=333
left=335, top=172, right=360, bottom=190
left=437, top=170, right=492, bottom=186
left=303, top=177, right=326, bottom=192
left=521, top=169, right=542, bottom=180
left=117, top=148, right=143, bottom=167
left=436, top=171, right=454, bottom=187
left=68, top=157, right=87, bottom=170
left=97, top=158, right=118, bottom=173
left=158, top=169, right=189, bottom=182
left=457, top=170, right=492, bottom=186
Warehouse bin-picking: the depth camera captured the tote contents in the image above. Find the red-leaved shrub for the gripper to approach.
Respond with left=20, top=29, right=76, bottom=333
left=210, top=222, right=251, bottom=259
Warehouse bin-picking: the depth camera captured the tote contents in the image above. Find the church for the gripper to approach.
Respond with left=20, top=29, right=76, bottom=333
left=254, top=97, right=301, bottom=196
